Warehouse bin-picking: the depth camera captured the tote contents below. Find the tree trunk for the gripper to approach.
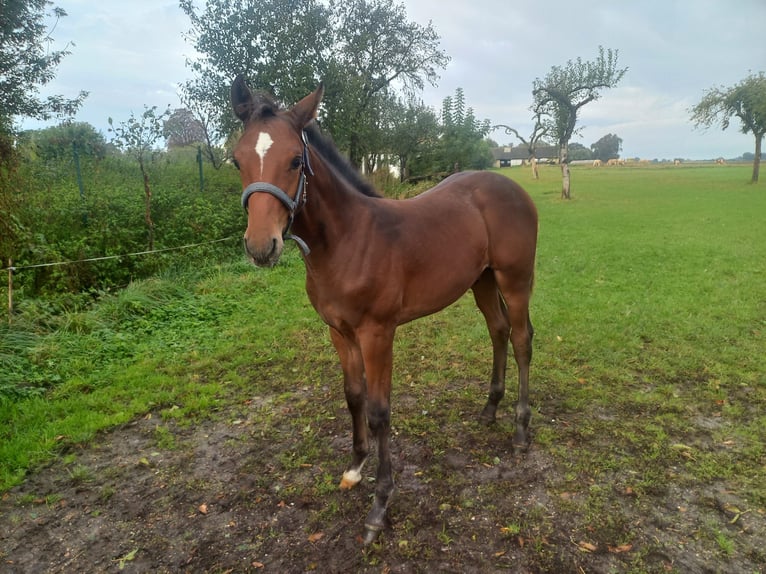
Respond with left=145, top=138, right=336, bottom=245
left=752, top=133, right=762, bottom=183
left=349, top=133, right=363, bottom=169
left=364, top=154, right=376, bottom=176
left=560, top=143, right=571, bottom=199
left=139, top=156, right=154, bottom=251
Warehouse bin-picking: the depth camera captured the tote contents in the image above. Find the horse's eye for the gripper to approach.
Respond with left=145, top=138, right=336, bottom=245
left=290, top=156, right=302, bottom=170
left=232, top=158, right=241, bottom=171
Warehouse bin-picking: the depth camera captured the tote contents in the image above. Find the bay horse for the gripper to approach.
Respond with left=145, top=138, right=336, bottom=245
left=231, top=76, right=538, bottom=544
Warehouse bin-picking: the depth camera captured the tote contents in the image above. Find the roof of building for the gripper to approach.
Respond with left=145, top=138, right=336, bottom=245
left=491, top=145, right=559, bottom=160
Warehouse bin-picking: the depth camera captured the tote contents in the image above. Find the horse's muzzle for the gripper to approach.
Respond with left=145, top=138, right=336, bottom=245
left=243, top=236, right=283, bottom=267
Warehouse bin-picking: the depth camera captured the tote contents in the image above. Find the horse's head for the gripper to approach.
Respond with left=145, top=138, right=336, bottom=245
left=231, top=76, right=324, bottom=266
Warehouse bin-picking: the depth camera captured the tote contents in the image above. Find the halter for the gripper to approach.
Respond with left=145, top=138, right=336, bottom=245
left=241, top=130, right=313, bottom=255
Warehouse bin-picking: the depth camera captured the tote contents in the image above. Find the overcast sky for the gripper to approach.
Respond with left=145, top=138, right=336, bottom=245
left=21, top=0, right=766, bottom=160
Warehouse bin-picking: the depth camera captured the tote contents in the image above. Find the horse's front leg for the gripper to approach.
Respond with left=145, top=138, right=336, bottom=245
left=329, top=327, right=369, bottom=490
left=357, top=324, right=396, bottom=545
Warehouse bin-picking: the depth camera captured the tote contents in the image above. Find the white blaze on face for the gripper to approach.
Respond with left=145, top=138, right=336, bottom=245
left=254, top=131, right=274, bottom=176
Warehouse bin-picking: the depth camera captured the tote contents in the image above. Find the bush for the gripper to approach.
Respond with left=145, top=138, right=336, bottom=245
left=5, top=148, right=243, bottom=299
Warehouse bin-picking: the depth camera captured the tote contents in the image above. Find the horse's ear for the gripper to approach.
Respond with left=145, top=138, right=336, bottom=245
left=289, top=83, right=325, bottom=129
left=231, top=74, right=253, bottom=123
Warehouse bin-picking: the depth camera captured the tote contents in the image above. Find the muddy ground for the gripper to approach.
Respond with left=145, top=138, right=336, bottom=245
left=1, top=380, right=764, bottom=573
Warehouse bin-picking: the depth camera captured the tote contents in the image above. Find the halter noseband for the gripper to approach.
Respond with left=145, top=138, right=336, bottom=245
left=241, top=130, right=313, bottom=255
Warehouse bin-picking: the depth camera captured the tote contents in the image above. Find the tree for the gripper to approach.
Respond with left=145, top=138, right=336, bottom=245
left=322, top=0, right=449, bottom=166
left=108, top=106, right=171, bottom=251
left=1, top=0, right=87, bottom=267
left=590, top=133, right=623, bottom=163
left=437, top=88, right=493, bottom=173
left=568, top=142, right=593, bottom=161
left=493, top=107, right=549, bottom=179
left=21, top=122, right=106, bottom=162
left=0, top=0, right=87, bottom=130
left=178, top=76, right=228, bottom=169
left=690, top=72, right=766, bottom=183
left=179, top=0, right=448, bottom=168
left=384, top=96, right=439, bottom=182
left=180, top=0, right=331, bottom=139
left=163, top=108, right=205, bottom=149
left=533, top=46, right=627, bottom=198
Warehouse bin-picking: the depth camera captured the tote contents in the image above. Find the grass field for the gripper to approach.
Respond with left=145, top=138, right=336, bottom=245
left=1, top=163, right=764, bottom=572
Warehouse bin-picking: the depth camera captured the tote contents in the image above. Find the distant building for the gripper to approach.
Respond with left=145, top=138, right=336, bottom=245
left=491, top=145, right=559, bottom=167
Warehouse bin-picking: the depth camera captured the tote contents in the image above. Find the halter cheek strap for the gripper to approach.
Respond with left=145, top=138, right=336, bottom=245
left=240, top=131, right=313, bottom=255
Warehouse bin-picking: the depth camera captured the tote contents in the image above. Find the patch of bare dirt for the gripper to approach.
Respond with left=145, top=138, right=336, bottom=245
left=1, top=390, right=764, bottom=573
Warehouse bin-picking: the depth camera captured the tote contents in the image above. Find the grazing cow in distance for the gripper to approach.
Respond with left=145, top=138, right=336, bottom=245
left=716, top=158, right=726, bottom=164
left=593, top=159, right=602, bottom=167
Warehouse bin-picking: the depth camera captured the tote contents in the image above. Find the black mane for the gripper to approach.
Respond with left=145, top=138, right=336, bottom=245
left=304, top=122, right=381, bottom=198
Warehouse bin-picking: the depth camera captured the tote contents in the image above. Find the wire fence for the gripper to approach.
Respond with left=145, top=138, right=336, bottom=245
left=3, top=235, right=239, bottom=323
left=2, top=236, right=237, bottom=272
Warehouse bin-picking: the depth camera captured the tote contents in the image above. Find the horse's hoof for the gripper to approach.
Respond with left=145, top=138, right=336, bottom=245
left=339, top=469, right=362, bottom=490
left=479, top=406, right=497, bottom=425
left=512, top=437, right=530, bottom=453
left=512, top=431, right=530, bottom=453
left=362, top=523, right=384, bottom=545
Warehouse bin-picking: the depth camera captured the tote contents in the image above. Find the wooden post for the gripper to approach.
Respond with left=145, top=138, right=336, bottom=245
left=7, top=258, right=12, bottom=325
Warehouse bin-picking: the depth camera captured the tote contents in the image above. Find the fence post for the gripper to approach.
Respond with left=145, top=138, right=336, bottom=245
left=73, top=142, right=88, bottom=226
left=197, top=145, right=204, bottom=192
left=7, top=258, right=12, bottom=325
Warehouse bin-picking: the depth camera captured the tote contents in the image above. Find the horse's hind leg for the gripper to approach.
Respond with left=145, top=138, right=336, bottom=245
left=471, top=269, right=511, bottom=424
left=495, top=272, right=534, bottom=449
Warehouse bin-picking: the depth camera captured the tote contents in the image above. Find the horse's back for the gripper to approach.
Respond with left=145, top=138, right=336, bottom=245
left=421, top=170, right=537, bottom=233
left=418, top=171, right=535, bottom=216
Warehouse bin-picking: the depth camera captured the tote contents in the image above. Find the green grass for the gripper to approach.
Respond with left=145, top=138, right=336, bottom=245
left=519, top=164, right=765, bottom=510
left=1, top=162, right=764, bottom=515
left=0, top=255, right=324, bottom=489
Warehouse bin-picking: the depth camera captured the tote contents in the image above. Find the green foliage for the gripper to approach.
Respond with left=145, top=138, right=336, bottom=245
left=431, top=88, right=493, bottom=173
left=179, top=0, right=448, bottom=167
left=533, top=46, right=628, bottom=150
left=568, top=142, right=593, bottom=161
left=532, top=46, right=627, bottom=197
left=108, top=106, right=171, bottom=160
left=0, top=0, right=87, bottom=125
left=690, top=71, right=766, bottom=182
left=5, top=143, right=243, bottom=297
left=0, top=0, right=86, bottom=265
left=590, top=133, right=622, bottom=162
left=324, top=0, right=449, bottom=165
left=178, top=75, right=229, bottom=169
left=0, top=325, right=40, bottom=401
left=383, top=96, right=440, bottom=181
left=0, top=254, right=312, bottom=487
left=18, top=122, right=107, bottom=161
left=108, top=106, right=175, bottom=251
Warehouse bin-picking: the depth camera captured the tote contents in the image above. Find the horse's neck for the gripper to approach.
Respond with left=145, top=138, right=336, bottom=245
left=293, top=159, right=373, bottom=255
